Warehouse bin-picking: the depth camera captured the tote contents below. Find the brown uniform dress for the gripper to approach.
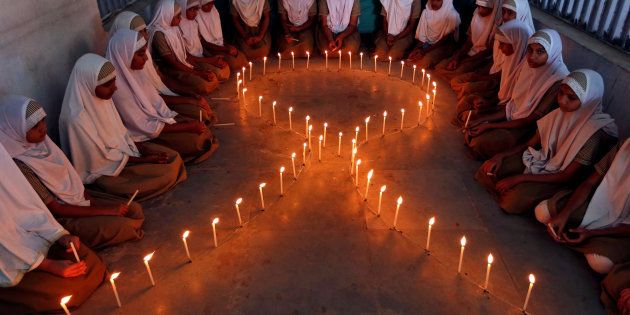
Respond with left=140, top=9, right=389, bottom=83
left=373, top=0, right=421, bottom=61
left=601, top=261, right=630, bottom=313
left=231, top=0, right=272, bottom=61
left=474, top=129, right=617, bottom=215
left=451, top=67, right=500, bottom=101
left=152, top=31, right=219, bottom=96
left=0, top=242, right=106, bottom=314
left=316, top=0, right=361, bottom=55
left=434, top=21, right=494, bottom=81
left=278, top=0, right=318, bottom=57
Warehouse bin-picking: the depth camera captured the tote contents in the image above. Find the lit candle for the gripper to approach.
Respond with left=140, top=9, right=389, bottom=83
left=417, top=101, right=423, bottom=125
left=393, top=196, right=403, bottom=229
left=337, top=132, right=342, bottom=156
left=348, top=51, right=352, bottom=69
left=364, top=117, right=370, bottom=141
left=522, top=274, right=536, bottom=311
left=234, top=198, right=243, bottom=226
left=263, top=57, right=267, bottom=76
left=236, top=72, right=241, bottom=93
left=242, top=66, right=246, bottom=86
left=426, top=73, right=431, bottom=91
left=291, top=51, right=295, bottom=70
left=458, top=236, right=466, bottom=274
left=388, top=56, right=392, bottom=75
left=318, top=135, right=323, bottom=161
left=279, top=167, right=285, bottom=195
left=360, top=52, right=363, bottom=69
left=412, top=65, right=416, bottom=83
left=278, top=52, right=281, bottom=70
left=354, top=126, right=359, bottom=142
left=364, top=169, right=373, bottom=200
left=464, top=110, right=472, bottom=129
left=69, top=241, right=80, bottom=263
left=249, top=61, right=252, bottom=81
left=211, top=218, right=219, bottom=247
left=377, top=185, right=386, bottom=216
left=291, top=153, right=297, bottom=179
left=425, top=94, right=431, bottom=116
left=305, top=115, right=310, bottom=137
left=258, top=96, right=262, bottom=116
left=400, top=61, right=404, bottom=79
left=382, top=111, right=387, bottom=136
left=306, top=51, right=310, bottom=69
left=110, top=272, right=122, bottom=307
left=143, top=252, right=155, bottom=286
left=181, top=231, right=192, bottom=262
left=351, top=138, right=356, bottom=152
left=323, top=122, right=328, bottom=147
left=374, top=55, right=378, bottom=72
left=288, top=107, right=293, bottom=130
left=351, top=147, right=357, bottom=174
left=355, top=159, right=361, bottom=186
left=432, top=89, right=437, bottom=109
left=126, top=189, right=139, bottom=205
left=338, top=50, right=342, bottom=70
left=242, top=88, right=247, bottom=105
left=400, top=109, right=405, bottom=131
left=199, top=109, right=202, bottom=122
left=425, top=217, right=435, bottom=251
left=302, top=142, right=307, bottom=165
left=308, top=125, right=313, bottom=149
left=484, top=254, right=494, bottom=291
left=325, top=50, right=328, bottom=69
left=272, top=101, right=277, bottom=125
left=421, top=68, right=425, bottom=87
left=60, top=295, right=72, bottom=315
left=258, top=183, right=266, bottom=210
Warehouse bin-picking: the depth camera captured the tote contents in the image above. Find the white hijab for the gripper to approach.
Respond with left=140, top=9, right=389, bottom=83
left=490, top=0, right=534, bottom=74
left=523, top=69, right=618, bottom=174
left=282, top=0, right=315, bottom=27
left=415, top=0, right=461, bottom=44
left=197, top=0, right=224, bottom=46
left=0, top=96, right=89, bottom=207
left=0, top=143, right=68, bottom=287
left=580, top=139, right=630, bottom=230
left=494, top=20, right=532, bottom=103
left=177, top=0, right=205, bottom=57
left=326, top=0, right=355, bottom=34
left=233, top=0, right=265, bottom=27
left=110, top=11, right=178, bottom=96
left=505, top=29, right=569, bottom=119
left=59, top=53, right=140, bottom=184
left=468, top=0, right=501, bottom=56
left=380, top=0, right=413, bottom=36
left=108, top=29, right=178, bottom=142
left=148, top=0, right=194, bottom=67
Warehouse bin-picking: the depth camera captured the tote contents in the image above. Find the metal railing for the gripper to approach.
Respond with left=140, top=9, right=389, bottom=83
left=530, top=0, right=630, bottom=52
left=97, top=0, right=139, bottom=20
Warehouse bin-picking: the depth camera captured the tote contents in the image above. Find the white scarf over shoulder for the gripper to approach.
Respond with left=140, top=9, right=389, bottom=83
left=490, top=0, right=533, bottom=74
left=197, top=0, right=224, bottom=46
left=0, top=96, right=89, bottom=206
left=468, top=0, right=501, bottom=56
left=177, top=0, right=205, bottom=57
left=108, top=29, right=178, bottom=142
left=148, top=0, right=194, bottom=67
left=111, top=11, right=178, bottom=97
left=523, top=69, right=618, bottom=174
left=580, top=139, right=630, bottom=230
left=380, top=0, right=413, bottom=36
left=326, top=0, right=355, bottom=34
left=0, top=143, right=68, bottom=287
left=282, top=0, right=315, bottom=27
left=494, top=20, right=532, bottom=104
left=505, top=29, right=569, bottom=119
left=233, top=0, right=265, bottom=27
left=59, top=54, right=140, bottom=184
left=415, top=0, right=461, bottom=44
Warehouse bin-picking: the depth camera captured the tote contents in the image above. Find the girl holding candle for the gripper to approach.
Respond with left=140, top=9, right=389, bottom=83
left=535, top=138, right=630, bottom=275
left=230, top=0, right=272, bottom=60
left=316, top=0, right=361, bottom=55
left=475, top=69, right=618, bottom=215
left=406, top=0, right=461, bottom=70
left=373, top=0, right=421, bottom=62
left=278, top=0, right=318, bottom=58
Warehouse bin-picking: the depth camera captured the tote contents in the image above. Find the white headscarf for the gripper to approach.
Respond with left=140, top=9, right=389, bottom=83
left=110, top=11, right=178, bottom=96
left=326, top=0, right=355, bottom=34
left=0, top=143, right=68, bottom=287
left=490, top=0, right=534, bottom=74
left=197, top=0, right=224, bottom=46
left=523, top=69, right=618, bottom=174
left=0, top=96, right=89, bottom=206
left=233, top=0, right=265, bottom=27
left=108, top=29, right=178, bottom=142
left=177, top=0, right=205, bottom=57
left=282, top=0, right=315, bottom=27
left=380, top=0, right=414, bottom=36
left=468, top=0, right=501, bottom=56
left=59, top=53, right=140, bottom=184
left=148, top=0, right=194, bottom=67
left=415, top=0, right=461, bottom=44
left=494, top=20, right=532, bottom=103
left=505, top=29, right=568, bottom=119
left=580, top=139, right=630, bottom=230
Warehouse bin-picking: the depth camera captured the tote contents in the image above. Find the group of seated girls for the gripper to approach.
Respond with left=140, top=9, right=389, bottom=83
left=1, top=0, right=628, bottom=314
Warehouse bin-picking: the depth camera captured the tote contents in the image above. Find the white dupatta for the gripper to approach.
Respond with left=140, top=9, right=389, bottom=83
left=326, top=0, right=355, bottom=34
left=233, top=0, right=265, bottom=27
left=490, top=0, right=534, bottom=74
left=494, top=20, right=532, bottom=104
left=148, top=0, right=194, bottom=67
left=197, top=0, right=225, bottom=46
left=468, top=0, right=501, bottom=56
left=415, top=0, right=461, bottom=44
left=177, top=0, right=205, bottom=57
left=282, top=0, right=315, bottom=27
left=380, top=0, right=414, bottom=36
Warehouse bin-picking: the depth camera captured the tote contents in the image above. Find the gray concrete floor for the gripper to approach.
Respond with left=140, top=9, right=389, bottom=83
left=76, top=58, right=604, bottom=314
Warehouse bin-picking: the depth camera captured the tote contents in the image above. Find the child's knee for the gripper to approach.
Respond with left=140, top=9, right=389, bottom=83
left=534, top=200, right=551, bottom=224
left=586, top=254, right=614, bottom=274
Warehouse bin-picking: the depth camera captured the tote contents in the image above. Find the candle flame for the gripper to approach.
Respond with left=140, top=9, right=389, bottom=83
left=212, top=217, right=219, bottom=225
left=413, top=65, right=416, bottom=69
left=338, top=50, right=342, bottom=55
left=264, top=57, right=267, bottom=61
left=324, top=122, right=328, bottom=127
left=242, top=67, right=246, bottom=72
left=355, top=126, right=359, bottom=132
left=375, top=55, right=378, bottom=59
left=236, top=197, right=243, bottom=205
left=303, top=143, right=307, bottom=147
left=426, top=94, right=430, bottom=100
left=325, top=50, right=328, bottom=54
left=259, top=183, right=266, bottom=188
left=60, top=295, right=72, bottom=305
left=243, top=88, right=247, bottom=92
left=356, top=159, right=362, bottom=165
left=237, top=72, right=240, bottom=77
left=110, top=272, right=120, bottom=281
left=360, top=52, right=363, bottom=56
left=143, top=252, right=154, bottom=262
left=278, top=53, right=281, bottom=57
left=367, top=169, right=374, bottom=179
left=352, top=139, right=356, bottom=144
left=238, top=79, right=242, bottom=84
left=529, top=274, right=536, bottom=283
left=383, top=110, right=387, bottom=116
left=460, top=236, right=467, bottom=246
left=339, top=132, right=343, bottom=136
left=291, top=152, right=296, bottom=158
left=389, top=56, right=392, bottom=60
left=259, top=95, right=262, bottom=100
left=428, top=217, right=435, bottom=226
left=280, top=166, right=285, bottom=173
left=432, top=81, right=437, bottom=87
left=427, top=73, right=431, bottom=78
left=272, top=101, right=277, bottom=106
left=432, top=89, right=436, bottom=94
left=308, top=125, right=313, bottom=131
left=289, top=107, right=293, bottom=112
left=182, top=230, right=190, bottom=239
left=401, top=61, right=405, bottom=65
left=397, top=196, right=403, bottom=204
left=487, top=254, right=494, bottom=264
left=319, top=135, right=323, bottom=141
left=348, top=51, right=351, bottom=55
left=401, top=109, right=405, bottom=113
left=306, top=51, right=310, bottom=56
left=352, top=148, right=357, bottom=154
left=291, top=51, right=294, bottom=56
left=306, top=115, right=310, bottom=120
left=418, top=101, right=423, bottom=107
left=249, top=61, right=252, bottom=66
left=422, top=68, right=425, bottom=73
left=380, top=185, right=387, bottom=192
left=365, top=117, right=370, bottom=123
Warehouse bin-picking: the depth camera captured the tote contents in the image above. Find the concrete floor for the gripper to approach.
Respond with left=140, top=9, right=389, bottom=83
left=76, top=58, right=604, bottom=315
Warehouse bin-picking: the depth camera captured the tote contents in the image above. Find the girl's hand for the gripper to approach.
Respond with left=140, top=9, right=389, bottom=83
left=144, top=153, right=169, bottom=164
left=481, top=155, right=503, bottom=176
left=227, top=45, right=238, bottom=56
left=467, top=123, right=490, bottom=137
left=39, top=258, right=87, bottom=278
left=547, top=211, right=571, bottom=241
left=495, top=176, right=522, bottom=193
left=562, top=228, right=591, bottom=245
left=190, top=121, right=207, bottom=134
left=57, top=235, right=80, bottom=253
left=107, top=203, right=130, bottom=216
